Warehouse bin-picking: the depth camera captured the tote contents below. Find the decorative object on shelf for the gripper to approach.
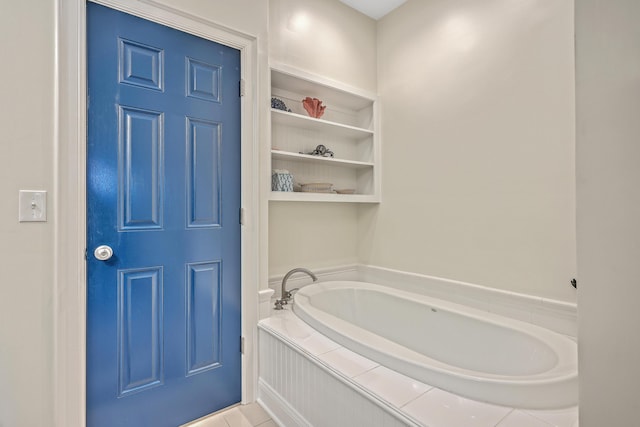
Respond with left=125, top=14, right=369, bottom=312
left=272, top=169, right=294, bottom=192
left=300, top=144, right=334, bottom=158
left=271, top=97, right=291, bottom=112
left=302, top=97, right=326, bottom=118
left=300, top=183, right=333, bottom=193
left=335, top=189, right=356, bottom=194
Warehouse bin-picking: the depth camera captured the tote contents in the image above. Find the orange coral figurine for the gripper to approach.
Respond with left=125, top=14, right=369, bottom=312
left=302, top=97, right=326, bottom=118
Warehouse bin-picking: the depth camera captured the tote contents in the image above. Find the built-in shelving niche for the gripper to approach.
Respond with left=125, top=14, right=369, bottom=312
left=269, top=64, right=380, bottom=203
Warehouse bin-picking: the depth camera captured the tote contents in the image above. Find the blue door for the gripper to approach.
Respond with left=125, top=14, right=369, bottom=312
left=86, top=4, right=241, bottom=426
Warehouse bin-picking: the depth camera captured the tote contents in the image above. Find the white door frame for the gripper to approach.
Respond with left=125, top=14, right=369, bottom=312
left=54, top=1, right=260, bottom=426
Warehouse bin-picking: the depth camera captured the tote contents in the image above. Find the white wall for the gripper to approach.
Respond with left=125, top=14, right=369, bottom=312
left=0, top=0, right=55, bottom=425
left=269, top=202, right=359, bottom=274
left=268, top=0, right=377, bottom=277
left=0, top=1, right=268, bottom=426
left=360, top=0, right=577, bottom=301
left=269, top=0, right=377, bottom=93
left=153, top=0, right=268, bottom=38
left=576, top=0, right=640, bottom=425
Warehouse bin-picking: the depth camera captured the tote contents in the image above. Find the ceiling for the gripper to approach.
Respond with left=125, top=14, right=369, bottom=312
left=338, top=0, right=408, bottom=20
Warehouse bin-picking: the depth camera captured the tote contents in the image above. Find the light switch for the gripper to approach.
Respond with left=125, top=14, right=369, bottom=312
left=19, top=190, right=47, bottom=222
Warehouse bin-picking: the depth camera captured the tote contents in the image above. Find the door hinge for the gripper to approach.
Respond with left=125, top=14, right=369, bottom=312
left=84, top=248, right=88, bottom=261
left=240, top=336, right=245, bottom=354
left=239, top=207, right=245, bottom=225
left=239, top=79, right=245, bottom=97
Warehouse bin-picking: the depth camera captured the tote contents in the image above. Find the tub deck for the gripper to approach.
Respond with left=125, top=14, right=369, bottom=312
left=258, top=309, right=579, bottom=427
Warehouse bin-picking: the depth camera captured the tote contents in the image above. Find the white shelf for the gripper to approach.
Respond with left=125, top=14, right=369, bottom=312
left=271, top=149, right=374, bottom=169
left=271, top=109, right=373, bottom=139
left=271, top=62, right=375, bottom=110
left=270, top=191, right=379, bottom=203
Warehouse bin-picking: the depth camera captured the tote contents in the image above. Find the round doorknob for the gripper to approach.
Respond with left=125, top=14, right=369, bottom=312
left=94, top=245, right=114, bottom=261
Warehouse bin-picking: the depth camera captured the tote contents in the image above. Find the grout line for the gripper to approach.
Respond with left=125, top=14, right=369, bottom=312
left=493, top=408, right=515, bottom=427
left=181, top=405, right=239, bottom=427
left=299, top=331, right=323, bottom=354
left=525, top=409, right=575, bottom=427
left=239, top=404, right=273, bottom=427
left=399, top=386, right=434, bottom=409
left=352, top=364, right=380, bottom=380
left=353, top=363, right=380, bottom=378
left=222, top=408, right=250, bottom=427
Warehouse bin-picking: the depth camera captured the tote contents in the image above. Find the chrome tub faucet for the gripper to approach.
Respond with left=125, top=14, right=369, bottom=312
left=274, top=267, right=317, bottom=310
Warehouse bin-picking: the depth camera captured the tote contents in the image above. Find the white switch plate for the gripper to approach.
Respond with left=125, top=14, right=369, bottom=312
left=19, top=190, right=47, bottom=222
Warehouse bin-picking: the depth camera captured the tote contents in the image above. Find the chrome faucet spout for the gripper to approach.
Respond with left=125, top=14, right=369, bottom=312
left=274, top=267, right=317, bottom=310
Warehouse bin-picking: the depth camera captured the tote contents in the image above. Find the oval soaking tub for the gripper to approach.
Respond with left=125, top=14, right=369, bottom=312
left=292, top=281, right=577, bottom=409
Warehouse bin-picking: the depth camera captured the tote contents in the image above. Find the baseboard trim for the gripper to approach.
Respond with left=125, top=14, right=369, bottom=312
left=257, top=379, right=311, bottom=427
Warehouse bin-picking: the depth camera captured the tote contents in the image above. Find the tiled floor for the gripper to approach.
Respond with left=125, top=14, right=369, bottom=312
left=183, top=403, right=276, bottom=427
left=259, top=309, right=579, bottom=427
left=185, top=398, right=578, bottom=427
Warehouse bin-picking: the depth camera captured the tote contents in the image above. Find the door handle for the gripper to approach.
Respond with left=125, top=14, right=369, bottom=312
left=94, top=245, right=114, bottom=261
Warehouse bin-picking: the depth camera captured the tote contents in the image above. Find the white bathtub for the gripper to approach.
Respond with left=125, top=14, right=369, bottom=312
left=292, top=281, right=578, bottom=409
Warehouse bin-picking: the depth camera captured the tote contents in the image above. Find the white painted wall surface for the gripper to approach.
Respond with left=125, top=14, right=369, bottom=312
left=360, top=0, right=577, bottom=301
left=0, top=0, right=55, bottom=425
left=269, top=203, right=359, bottom=277
left=0, top=1, right=268, bottom=426
left=576, top=0, right=640, bottom=425
left=153, top=0, right=267, bottom=38
left=269, top=0, right=377, bottom=93
left=268, top=0, right=376, bottom=277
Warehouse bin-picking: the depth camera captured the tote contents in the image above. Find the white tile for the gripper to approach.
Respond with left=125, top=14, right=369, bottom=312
left=297, top=331, right=341, bottom=355
left=316, top=347, right=379, bottom=378
left=259, top=311, right=316, bottom=341
left=184, top=413, right=229, bottom=427
left=261, top=310, right=341, bottom=355
left=497, top=410, right=552, bottom=427
left=402, top=388, right=512, bottom=427
left=353, top=365, right=431, bottom=407
left=257, top=421, right=278, bottom=427
left=525, top=406, right=578, bottom=427
left=238, top=402, right=271, bottom=426
left=222, top=407, right=253, bottom=427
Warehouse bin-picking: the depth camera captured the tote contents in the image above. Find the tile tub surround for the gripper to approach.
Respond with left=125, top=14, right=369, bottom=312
left=258, top=310, right=578, bottom=427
